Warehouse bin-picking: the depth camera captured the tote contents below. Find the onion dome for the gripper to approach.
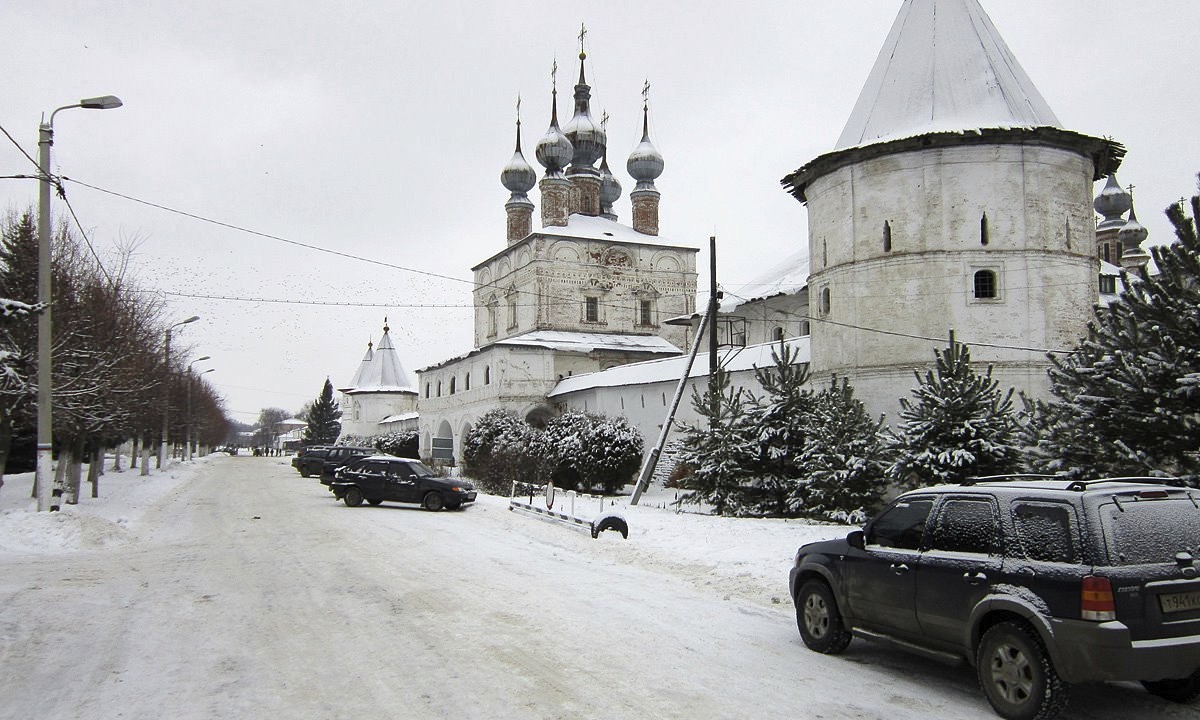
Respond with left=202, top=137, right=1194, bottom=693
left=535, top=85, right=574, bottom=178
left=1094, top=174, right=1132, bottom=229
left=1118, top=201, right=1149, bottom=250
left=627, top=103, right=664, bottom=191
left=599, top=148, right=622, bottom=218
left=563, top=50, right=606, bottom=171
left=501, top=115, right=536, bottom=204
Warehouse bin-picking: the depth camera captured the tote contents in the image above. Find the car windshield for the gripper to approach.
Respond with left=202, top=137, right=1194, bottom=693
left=1099, top=496, right=1200, bottom=564
left=408, top=461, right=436, bottom=478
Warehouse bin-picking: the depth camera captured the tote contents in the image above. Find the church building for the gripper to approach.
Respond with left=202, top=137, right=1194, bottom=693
left=415, top=41, right=699, bottom=462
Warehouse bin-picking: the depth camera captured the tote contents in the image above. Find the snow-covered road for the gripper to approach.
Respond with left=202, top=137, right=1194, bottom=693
left=0, top=456, right=1192, bottom=719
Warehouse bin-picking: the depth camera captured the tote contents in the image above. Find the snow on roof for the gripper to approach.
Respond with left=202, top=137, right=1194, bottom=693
left=721, top=248, right=809, bottom=312
left=379, top=412, right=419, bottom=424
left=274, top=418, right=307, bottom=429
left=496, top=330, right=682, bottom=355
left=835, top=0, right=1061, bottom=152
left=347, top=326, right=417, bottom=394
left=548, top=337, right=810, bottom=397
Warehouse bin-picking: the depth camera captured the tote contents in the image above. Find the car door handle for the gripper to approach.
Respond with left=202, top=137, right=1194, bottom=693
left=890, top=563, right=910, bottom=575
left=963, top=571, right=988, bottom=585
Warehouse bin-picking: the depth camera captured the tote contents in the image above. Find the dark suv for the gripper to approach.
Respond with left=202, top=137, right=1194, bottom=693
left=790, top=476, right=1200, bottom=720
left=330, top=456, right=476, bottom=511
left=317, top=446, right=375, bottom=486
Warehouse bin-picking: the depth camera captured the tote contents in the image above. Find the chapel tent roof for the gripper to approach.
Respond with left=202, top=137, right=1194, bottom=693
left=835, top=0, right=1061, bottom=151
left=345, top=325, right=417, bottom=395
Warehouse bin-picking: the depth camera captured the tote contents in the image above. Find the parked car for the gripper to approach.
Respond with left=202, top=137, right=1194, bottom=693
left=291, top=445, right=331, bottom=477
left=330, top=456, right=476, bottom=511
left=318, top=446, right=375, bottom=485
left=789, top=476, right=1200, bottom=720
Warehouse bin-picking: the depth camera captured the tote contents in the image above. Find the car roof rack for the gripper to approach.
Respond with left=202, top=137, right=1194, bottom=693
left=1063, top=476, right=1186, bottom=492
left=962, top=474, right=1062, bottom=486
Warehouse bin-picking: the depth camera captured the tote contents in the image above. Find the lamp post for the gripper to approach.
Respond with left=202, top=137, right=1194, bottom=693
left=160, top=316, right=199, bottom=469
left=186, top=362, right=213, bottom=461
left=35, top=95, right=123, bottom=512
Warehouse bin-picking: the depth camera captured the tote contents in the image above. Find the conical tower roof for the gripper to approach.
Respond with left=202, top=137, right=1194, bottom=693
left=350, top=323, right=416, bottom=394
left=835, top=0, right=1061, bottom=150
left=338, top=341, right=374, bottom=393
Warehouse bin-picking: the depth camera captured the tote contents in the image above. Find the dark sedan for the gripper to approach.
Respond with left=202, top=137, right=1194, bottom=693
left=330, top=456, right=476, bottom=511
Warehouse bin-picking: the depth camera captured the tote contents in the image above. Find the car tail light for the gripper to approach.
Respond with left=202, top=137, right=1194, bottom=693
left=1081, top=576, right=1116, bottom=621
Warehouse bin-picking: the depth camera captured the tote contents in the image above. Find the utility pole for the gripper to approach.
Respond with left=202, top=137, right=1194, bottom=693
left=708, top=235, right=719, bottom=428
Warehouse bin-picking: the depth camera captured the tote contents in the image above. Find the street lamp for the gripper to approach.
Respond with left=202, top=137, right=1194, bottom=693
left=35, top=95, right=123, bottom=512
left=186, top=357, right=212, bottom=462
left=160, top=316, right=200, bottom=469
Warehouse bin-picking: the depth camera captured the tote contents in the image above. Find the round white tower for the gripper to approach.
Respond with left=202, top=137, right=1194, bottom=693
left=781, top=0, right=1124, bottom=419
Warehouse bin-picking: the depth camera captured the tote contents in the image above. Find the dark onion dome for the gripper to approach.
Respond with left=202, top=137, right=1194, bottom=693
left=1094, top=174, right=1132, bottom=228
left=563, top=50, right=606, bottom=170
left=1118, top=201, right=1149, bottom=249
left=599, top=150, right=622, bottom=209
left=501, top=117, right=536, bottom=200
left=535, top=86, right=574, bottom=177
left=627, top=104, right=664, bottom=190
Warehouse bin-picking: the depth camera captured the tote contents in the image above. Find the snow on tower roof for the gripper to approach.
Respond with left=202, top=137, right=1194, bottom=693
left=338, top=342, right=375, bottom=393
left=346, top=325, right=417, bottom=394
left=835, top=0, right=1061, bottom=150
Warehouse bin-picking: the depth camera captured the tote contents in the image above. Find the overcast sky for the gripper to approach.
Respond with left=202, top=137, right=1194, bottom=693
left=2, top=1, right=1197, bottom=423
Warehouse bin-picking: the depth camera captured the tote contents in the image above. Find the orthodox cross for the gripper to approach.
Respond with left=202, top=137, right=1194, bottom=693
left=578, top=23, right=587, bottom=54
left=642, top=79, right=651, bottom=109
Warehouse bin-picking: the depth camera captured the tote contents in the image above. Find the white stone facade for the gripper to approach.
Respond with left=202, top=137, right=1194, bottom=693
left=803, top=141, right=1101, bottom=420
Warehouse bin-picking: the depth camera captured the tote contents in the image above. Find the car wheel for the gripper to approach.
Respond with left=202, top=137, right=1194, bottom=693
left=422, top=492, right=444, bottom=511
left=795, top=579, right=851, bottom=654
left=976, top=621, right=1068, bottom=720
left=367, top=498, right=383, bottom=506
left=1142, top=671, right=1200, bottom=703
left=299, top=466, right=310, bottom=478
left=343, top=487, right=363, bottom=507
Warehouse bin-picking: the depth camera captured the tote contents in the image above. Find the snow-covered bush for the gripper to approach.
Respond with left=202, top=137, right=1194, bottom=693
left=461, top=409, right=538, bottom=494
left=543, top=411, right=643, bottom=494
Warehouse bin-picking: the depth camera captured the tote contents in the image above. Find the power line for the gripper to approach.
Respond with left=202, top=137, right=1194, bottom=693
left=0, top=122, right=40, bottom=172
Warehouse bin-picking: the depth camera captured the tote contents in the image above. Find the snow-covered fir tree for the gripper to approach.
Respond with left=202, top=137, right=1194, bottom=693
left=747, top=343, right=814, bottom=516
left=797, top=377, right=890, bottom=522
left=887, top=333, right=1020, bottom=489
left=303, top=378, right=342, bottom=446
left=1034, top=179, right=1200, bottom=482
left=677, top=368, right=759, bottom=515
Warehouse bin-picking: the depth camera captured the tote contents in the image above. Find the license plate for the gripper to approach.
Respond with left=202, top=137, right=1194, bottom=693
left=466, top=492, right=477, bottom=501
left=1158, top=591, right=1200, bottom=613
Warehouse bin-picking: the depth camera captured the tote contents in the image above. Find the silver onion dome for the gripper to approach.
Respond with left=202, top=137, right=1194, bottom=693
left=563, top=51, right=606, bottom=170
left=627, top=107, right=664, bottom=191
left=501, top=120, right=536, bottom=199
left=535, top=88, right=574, bottom=177
left=599, top=151, right=622, bottom=209
left=1094, top=174, right=1132, bottom=228
left=1118, top=203, right=1149, bottom=249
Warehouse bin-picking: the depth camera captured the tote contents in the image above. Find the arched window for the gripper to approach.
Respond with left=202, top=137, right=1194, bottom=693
left=974, top=270, right=997, bottom=299
left=449, top=377, right=456, bottom=395
left=485, top=366, right=491, bottom=385
left=799, top=320, right=810, bottom=336
left=436, top=381, right=442, bottom=397
left=425, top=382, right=430, bottom=398
left=883, top=221, right=892, bottom=252
left=772, top=326, right=785, bottom=342
left=980, top=213, right=990, bottom=246
left=820, top=287, right=831, bottom=315
left=465, top=373, right=471, bottom=391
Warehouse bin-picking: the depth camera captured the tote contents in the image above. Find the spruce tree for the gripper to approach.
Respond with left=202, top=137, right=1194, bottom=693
left=1037, top=178, right=1200, bottom=482
left=798, top=377, right=890, bottom=521
left=303, top=378, right=342, bottom=446
left=748, top=342, right=813, bottom=516
left=887, top=333, right=1020, bottom=489
left=676, top=368, right=758, bottom=515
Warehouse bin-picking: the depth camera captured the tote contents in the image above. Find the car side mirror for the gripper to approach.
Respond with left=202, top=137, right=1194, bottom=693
left=847, top=530, right=865, bottom=550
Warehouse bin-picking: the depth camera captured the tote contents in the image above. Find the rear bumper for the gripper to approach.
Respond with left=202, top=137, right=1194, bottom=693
left=1052, top=618, right=1200, bottom=683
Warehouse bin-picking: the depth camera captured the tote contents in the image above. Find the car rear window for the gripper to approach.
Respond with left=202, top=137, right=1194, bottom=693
left=1098, top=497, right=1200, bottom=564
left=1013, top=502, right=1079, bottom=564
